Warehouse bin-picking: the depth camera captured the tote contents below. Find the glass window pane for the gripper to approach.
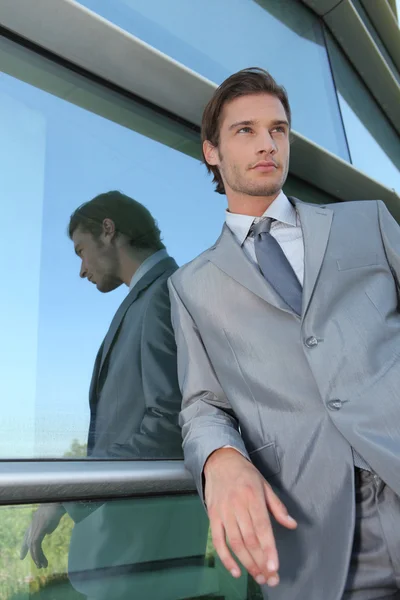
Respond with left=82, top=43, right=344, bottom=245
left=326, top=31, right=400, bottom=194
left=0, top=34, right=224, bottom=459
left=1, top=496, right=262, bottom=599
left=76, top=0, right=350, bottom=161
left=0, top=32, right=342, bottom=460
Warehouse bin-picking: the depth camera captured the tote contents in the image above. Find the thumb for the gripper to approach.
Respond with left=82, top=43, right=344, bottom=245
left=263, top=482, right=297, bottom=529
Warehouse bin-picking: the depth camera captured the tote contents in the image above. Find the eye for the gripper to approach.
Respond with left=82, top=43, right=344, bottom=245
left=238, top=126, right=253, bottom=134
left=271, top=126, right=286, bottom=134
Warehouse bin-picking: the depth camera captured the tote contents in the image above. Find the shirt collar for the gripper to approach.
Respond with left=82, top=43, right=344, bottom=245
left=129, top=249, right=169, bottom=291
left=225, top=191, right=296, bottom=246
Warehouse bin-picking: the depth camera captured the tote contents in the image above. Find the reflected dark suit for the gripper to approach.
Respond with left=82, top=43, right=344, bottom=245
left=87, top=256, right=182, bottom=459
left=66, top=257, right=210, bottom=600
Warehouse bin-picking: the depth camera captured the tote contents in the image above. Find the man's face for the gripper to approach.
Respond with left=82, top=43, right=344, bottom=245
left=72, top=225, right=122, bottom=293
left=204, top=93, right=290, bottom=199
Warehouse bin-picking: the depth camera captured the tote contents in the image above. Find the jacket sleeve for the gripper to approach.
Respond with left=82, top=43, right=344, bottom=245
left=105, top=279, right=184, bottom=460
left=377, top=200, right=400, bottom=285
left=168, top=276, right=250, bottom=500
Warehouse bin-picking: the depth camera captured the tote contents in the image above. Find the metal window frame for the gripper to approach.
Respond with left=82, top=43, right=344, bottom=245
left=301, top=0, right=400, bottom=136
left=0, top=0, right=399, bottom=505
left=360, top=0, right=400, bottom=75
left=1, top=0, right=399, bottom=219
left=387, top=0, right=398, bottom=21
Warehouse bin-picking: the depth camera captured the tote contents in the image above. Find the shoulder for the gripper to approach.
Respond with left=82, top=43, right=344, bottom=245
left=295, top=198, right=380, bottom=213
left=169, top=239, right=221, bottom=292
left=327, top=199, right=380, bottom=214
left=296, top=198, right=381, bottom=224
left=141, top=269, right=176, bottom=328
left=122, top=266, right=175, bottom=326
left=328, top=200, right=384, bottom=229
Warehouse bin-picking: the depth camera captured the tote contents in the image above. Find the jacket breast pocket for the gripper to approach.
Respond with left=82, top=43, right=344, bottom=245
left=336, top=254, right=378, bottom=271
left=249, top=442, right=281, bottom=479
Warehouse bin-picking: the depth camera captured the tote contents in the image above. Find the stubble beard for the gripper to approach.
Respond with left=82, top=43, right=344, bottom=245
left=96, top=244, right=123, bottom=293
left=232, top=177, right=283, bottom=198
left=220, top=157, right=288, bottom=199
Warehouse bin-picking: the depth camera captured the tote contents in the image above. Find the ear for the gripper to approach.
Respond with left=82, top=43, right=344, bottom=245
left=102, top=218, right=116, bottom=240
left=203, top=140, right=220, bottom=167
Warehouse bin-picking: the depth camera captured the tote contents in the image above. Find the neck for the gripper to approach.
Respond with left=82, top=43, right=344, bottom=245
left=119, top=248, right=155, bottom=287
left=226, top=189, right=281, bottom=217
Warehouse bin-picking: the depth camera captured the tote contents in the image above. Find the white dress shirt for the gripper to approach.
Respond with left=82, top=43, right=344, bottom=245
left=129, top=249, right=169, bottom=291
left=226, top=191, right=304, bottom=285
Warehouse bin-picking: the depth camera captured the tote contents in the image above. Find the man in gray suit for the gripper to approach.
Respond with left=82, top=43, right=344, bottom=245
left=21, top=191, right=183, bottom=569
left=168, top=68, right=400, bottom=600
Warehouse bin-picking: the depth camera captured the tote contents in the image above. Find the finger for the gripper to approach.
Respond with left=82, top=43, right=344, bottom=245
left=224, top=512, right=266, bottom=583
left=32, top=547, right=48, bottom=570
left=249, top=495, right=279, bottom=577
left=235, top=507, right=270, bottom=585
left=264, top=483, right=297, bottom=529
left=31, top=537, right=48, bottom=570
left=20, top=529, right=30, bottom=560
left=210, top=517, right=241, bottom=578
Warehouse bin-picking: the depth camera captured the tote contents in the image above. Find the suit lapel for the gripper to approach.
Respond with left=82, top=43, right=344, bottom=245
left=98, top=257, right=178, bottom=378
left=291, top=198, right=333, bottom=316
left=89, top=342, right=103, bottom=407
left=208, top=224, right=293, bottom=314
left=209, top=199, right=333, bottom=317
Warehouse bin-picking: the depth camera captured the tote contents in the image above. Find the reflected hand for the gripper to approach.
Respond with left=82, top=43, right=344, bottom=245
left=204, top=448, right=297, bottom=588
left=20, top=503, right=66, bottom=568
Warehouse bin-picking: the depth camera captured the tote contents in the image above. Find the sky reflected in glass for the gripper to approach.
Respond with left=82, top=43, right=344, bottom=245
left=1, top=20, right=399, bottom=458
left=77, top=0, right=350, bottom=161
left=0, top=37, right=224, bottom=457
left=326, top=31, right=400, bottom=194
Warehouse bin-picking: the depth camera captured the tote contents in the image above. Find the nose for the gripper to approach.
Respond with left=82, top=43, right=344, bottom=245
left=80, top=261, right=87, bottom=279
left=256, top=129, right=277, bottom=155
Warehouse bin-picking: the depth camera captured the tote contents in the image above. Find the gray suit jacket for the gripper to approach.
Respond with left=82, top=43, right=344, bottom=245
left=88, top=256, right=183, bottom=459
left=168, top=198, right=400, bottom=600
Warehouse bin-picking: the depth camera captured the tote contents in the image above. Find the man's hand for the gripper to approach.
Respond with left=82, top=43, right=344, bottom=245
left=204, top=448, right=297, bottom=588
left=20, top=503, right=66, bottom=568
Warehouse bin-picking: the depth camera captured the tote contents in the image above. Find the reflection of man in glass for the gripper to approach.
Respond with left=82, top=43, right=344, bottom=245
left=69, top=190, right=183, bottom=460
left=21, top=191, right=183, bottom=567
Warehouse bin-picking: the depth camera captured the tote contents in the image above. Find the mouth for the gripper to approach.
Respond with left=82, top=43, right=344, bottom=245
left=251, top=161, right=278, bottom=172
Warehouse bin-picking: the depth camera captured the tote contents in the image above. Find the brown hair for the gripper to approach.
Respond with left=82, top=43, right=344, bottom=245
left=68, top=191, right=165, bottom=251
left=201, top=67, right=291, bottom=194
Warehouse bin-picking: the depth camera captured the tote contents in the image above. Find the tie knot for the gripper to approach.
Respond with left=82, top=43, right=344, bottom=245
left=251, top=217, right=274, bottom=237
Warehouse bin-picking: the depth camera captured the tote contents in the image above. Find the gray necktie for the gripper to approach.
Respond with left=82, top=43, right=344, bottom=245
left=252, top=217, right=371, bottom=471
left=252, top=217, right=302, bottom=316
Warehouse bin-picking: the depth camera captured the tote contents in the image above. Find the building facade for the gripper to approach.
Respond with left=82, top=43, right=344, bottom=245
left=0, top=1, right=399, bottom=598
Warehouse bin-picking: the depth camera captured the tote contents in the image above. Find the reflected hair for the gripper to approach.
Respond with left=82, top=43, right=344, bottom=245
left=68, top=191, right=165, bottom=252
left=201, top=67, right=291, bottom=195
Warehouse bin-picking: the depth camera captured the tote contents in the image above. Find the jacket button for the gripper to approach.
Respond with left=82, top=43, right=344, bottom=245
left=305, top=336, right=318, bottom=348
left=327, top=399, right=343, bottom=411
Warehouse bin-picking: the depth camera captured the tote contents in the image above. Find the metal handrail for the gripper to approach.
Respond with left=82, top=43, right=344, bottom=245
left=0, top=460, right=196, bottom=505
